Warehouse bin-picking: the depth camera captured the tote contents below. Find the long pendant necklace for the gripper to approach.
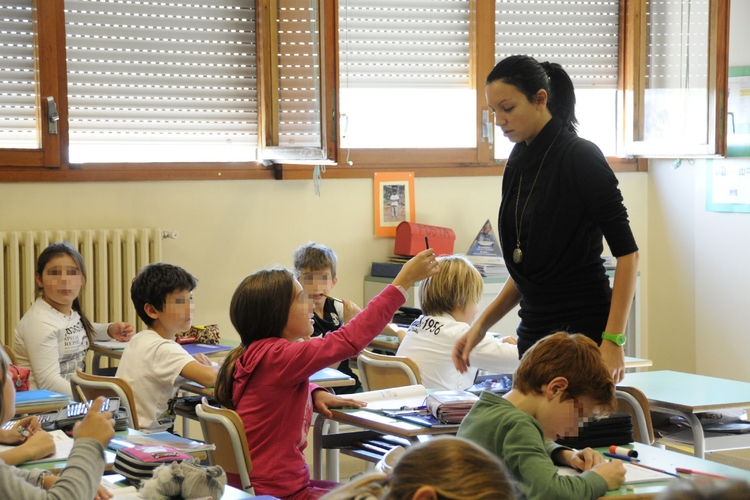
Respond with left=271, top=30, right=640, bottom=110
left=512, top=129, right=561, bottom=264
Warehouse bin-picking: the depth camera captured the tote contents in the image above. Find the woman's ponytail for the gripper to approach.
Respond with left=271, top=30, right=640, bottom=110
left=541, top=61, right=578, bottom=133
left=214, top=345, right=245, bottom=409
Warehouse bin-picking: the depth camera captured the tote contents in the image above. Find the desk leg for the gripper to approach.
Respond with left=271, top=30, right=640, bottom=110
left=325, top=421, right=340, bottom=483
left=654, top=407, right=705, bottom=458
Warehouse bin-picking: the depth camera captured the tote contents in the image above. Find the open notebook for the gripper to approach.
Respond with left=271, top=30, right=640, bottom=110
left=558, top=462, right=677, bottom=484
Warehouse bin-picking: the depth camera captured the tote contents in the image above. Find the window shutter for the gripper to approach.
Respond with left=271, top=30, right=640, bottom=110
left=64, top=0, right=257, bottom=163
left=339, top=0, right=470, bottom=89
left=495, top=0, right=619, bottom=88
left=0, top=2, right=38, bottom=148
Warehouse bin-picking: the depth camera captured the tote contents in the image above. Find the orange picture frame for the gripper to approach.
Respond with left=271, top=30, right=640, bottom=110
left=374, top=172, right=415, bottom=237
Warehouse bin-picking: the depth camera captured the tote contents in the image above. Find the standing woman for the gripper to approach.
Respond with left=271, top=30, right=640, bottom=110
left=13, top=242, right=134, bottom=395
left=453, top=55, right=639, bottom=383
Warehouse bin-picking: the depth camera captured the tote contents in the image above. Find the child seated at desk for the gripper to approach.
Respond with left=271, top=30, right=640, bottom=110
left=116, top=263, right=219, bottom=433
left=320, top=436, right=517, bottom=500
left=0, top=348, right=115, bottom=500
left=457, top=332, right=626, bottom=500
left=214, top=249, right=437, bottom=500
left=396, top=254, right=519, bottom=391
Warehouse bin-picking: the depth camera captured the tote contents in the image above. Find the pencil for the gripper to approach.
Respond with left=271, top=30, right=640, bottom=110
left=675, top=468, right=727, bottom=479
left=629, top=461, right=681, bottom=478
left=425, top=236, right=430, bottom=249
left=323, top=293, right=343, bottom=303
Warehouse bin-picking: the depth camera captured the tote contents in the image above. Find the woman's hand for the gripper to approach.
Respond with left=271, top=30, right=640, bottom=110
left=312, top=389, right=365, bottom=419
left=600, top=341, right=625, bottom=383
left=452, top=324, right=485, bottom=373
left=107, top=322, right=135, bottom=342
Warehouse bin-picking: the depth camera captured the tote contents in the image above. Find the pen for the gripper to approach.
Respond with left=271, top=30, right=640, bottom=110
left=603, top=452, right=639, bottom=462
left=629, top=461, right=681, bottom=478
left=425, top=236, right=429, bottom=250
left=675, top=468, right=727, bottom=479
left=323, top=293, right=343, bottom=303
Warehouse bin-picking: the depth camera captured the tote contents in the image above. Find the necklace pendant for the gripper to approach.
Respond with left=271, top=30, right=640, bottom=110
left=513, top=248, right=523, bottom=264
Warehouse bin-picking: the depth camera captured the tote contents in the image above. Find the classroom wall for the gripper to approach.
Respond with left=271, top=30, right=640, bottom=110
left=0, top=173, right=648, bottom=347
left=645, top=0, right=750, bottom=379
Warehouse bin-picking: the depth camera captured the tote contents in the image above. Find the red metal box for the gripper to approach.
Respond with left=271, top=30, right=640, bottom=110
left=394, top=222, right=456, bottom=257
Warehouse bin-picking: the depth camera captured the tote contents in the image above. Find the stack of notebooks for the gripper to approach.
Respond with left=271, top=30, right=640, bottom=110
left=425, top=390, right=479, bottom=424
left=14, top=389, right=70, bottom=411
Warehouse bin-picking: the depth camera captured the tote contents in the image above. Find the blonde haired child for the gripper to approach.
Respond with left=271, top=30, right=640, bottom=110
left=321, top=436, right=517, bottom=500
left=458, top=332, right=626, bottom=500
left=214, top=250, right=437, bottom=500
left=0, top=348, right=115, bottom=499
left=396, top=254, right=519, bottom=390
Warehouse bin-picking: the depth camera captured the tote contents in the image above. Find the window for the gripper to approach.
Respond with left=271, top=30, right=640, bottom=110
left=0, top=1, right=729, bottom=181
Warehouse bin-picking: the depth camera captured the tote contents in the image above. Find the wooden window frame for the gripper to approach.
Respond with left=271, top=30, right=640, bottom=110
left=9, top=0, right=726, bottom=182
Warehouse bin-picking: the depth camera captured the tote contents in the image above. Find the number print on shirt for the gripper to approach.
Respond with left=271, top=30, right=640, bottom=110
left=419, top=317, right=442, bottom=335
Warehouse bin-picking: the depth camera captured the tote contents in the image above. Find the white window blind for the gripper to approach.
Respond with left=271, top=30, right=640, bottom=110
left=642, top=0, right=709, bottom=145
left=339, top=0, right=470, bottom=88
left=495, top=0, right=619, bottom=89
left=338, top=0, right=474, bottom=149
left=0, top=1, right=38, bottom=149
left=64, top=0, right=257, bottom=163
left=277, top=1, right=321, bottom=148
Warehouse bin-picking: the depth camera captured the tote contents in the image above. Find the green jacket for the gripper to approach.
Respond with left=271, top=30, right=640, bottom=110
left=457, top=391, right=608, bottom=500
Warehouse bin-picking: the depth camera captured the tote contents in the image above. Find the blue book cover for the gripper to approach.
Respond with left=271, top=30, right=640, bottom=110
left=181, top=343, right=232, bottom=356
left=15, top=389, right=69, bottom=405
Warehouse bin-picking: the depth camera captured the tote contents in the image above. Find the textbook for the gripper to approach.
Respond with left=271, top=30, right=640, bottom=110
left=14, top=389, right=70, bottom=409
left=339, top=385, right=428, bottom=411
left=425, top=390, right=479, bottom=424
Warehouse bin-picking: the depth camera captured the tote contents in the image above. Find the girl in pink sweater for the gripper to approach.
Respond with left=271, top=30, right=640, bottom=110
left=214, top=250, right=437, bottom=500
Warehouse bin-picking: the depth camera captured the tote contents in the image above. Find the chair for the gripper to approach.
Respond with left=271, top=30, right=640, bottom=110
left=196, top=397, right=254, bottom=494
left=616, top=385, right=655, bottom=445
left=2, top=344, right=18, bottom=365
left=69, top=369, right=139, bottom=429
left=356, top=349, right=421, bottom=391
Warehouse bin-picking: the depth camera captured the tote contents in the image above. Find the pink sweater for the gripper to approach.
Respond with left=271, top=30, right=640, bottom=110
left=231, top=285, right=405, bottom=499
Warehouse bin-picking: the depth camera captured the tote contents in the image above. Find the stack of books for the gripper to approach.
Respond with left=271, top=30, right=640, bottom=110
left=425, top=390, right=479, bottom=424
left=467, top=255, right=508, bottom=277
left=14, top=389, right=70, bottom=411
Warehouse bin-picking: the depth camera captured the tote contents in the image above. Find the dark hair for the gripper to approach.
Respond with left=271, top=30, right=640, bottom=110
left=130, top=263, right=198, bottom=326
left=486, top=55, right=578, bottom=133
left=214, top=268, right=296, bottom=409
left=292, top=242, right=338, bottom=278
left=36, top=242, right=95, bottom=344
left=514, top=332, right=616, bottom=412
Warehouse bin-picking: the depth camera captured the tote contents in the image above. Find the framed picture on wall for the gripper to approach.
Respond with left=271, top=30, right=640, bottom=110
left=374, top=172, right=415, bottom=237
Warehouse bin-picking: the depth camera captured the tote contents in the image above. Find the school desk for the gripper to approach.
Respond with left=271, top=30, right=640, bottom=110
left=89, top=338, right=236, bottom=372
left=311, top=407, right=459, bottom=482
left=596, top=442, right=750, bottom=499
left=622, top=370, right=750, bottom=459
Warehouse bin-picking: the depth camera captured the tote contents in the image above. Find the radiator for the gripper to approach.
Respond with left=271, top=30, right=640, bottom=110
left=0, top=228, right=162, bottom=347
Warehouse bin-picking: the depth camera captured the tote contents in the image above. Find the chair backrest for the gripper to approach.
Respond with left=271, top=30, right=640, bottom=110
left=69, top=369, right=139, bottom=429
left=2, top=344, right=18, bottom=365
left=616, top=385, right=655, bottom=445
left=356, top=349, right=421, bottom=391
left=195, top=397, right=254, bottom=494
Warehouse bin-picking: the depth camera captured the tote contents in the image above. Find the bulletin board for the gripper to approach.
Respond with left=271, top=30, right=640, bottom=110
left=727, top=66, right=750, bottom=157
left=706, top=159, right=750, bottom=213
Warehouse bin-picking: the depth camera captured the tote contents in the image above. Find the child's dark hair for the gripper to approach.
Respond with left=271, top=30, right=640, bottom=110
left=292, top=242, right=338, bottom=278
left=486, top=55, right=578, bottom=133
left=514, top=332, right=616, bottom=413
left=0, top=348, right=9, bottom=422
left=214, top=268, right=295, bottom=409
left=36, top=242, right=95, bottom=344
left=130, top=263, right=198, bottom=326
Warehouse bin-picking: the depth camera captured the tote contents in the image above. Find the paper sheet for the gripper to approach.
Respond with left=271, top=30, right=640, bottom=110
left=558, top=462, right=677, bottom=484
left=0, top=429, right=75, bottom=464
left=339, top=384, right=427, bottom=410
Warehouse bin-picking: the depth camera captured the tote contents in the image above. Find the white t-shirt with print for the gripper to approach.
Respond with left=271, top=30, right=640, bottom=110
left=116, top=330, right=196, bottom=432
left=14, top=297, right=110, bottom=395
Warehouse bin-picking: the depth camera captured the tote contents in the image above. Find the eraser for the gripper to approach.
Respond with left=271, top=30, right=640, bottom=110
left=609, top=445, right=638, bottom=458
left=626, top=485, right=635, bottom=491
